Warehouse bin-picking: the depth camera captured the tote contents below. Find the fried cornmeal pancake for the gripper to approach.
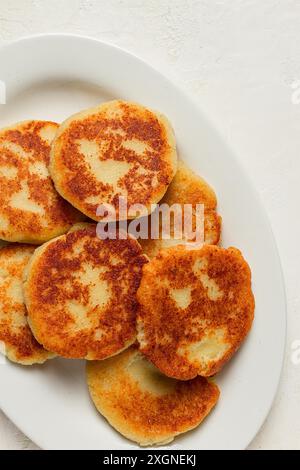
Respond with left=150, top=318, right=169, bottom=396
left=86, top=345, right=220, bottom=446
left=137, top=245, right=254, bottom=380
left=49, top=100, right=177, bottom=221
left=23, top=224, right=148, bottom=359
left=0, top=245, right=54, bottom=365
left=0, top=120, right=84, bottom=244
left=140, top=161, right=221, bottom=258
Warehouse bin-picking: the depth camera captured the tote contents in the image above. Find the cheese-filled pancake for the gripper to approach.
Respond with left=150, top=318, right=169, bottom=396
left=86, top=345, right=220, bottom=446
left=0, top=244, right=54, bottom=365
left=0, top=120, right=84, bottom=244
left=137, top=245, right=254, bottom=380
left=24, top=224, right=148, bottom=359
left=50, top=100, right=177, bottom=221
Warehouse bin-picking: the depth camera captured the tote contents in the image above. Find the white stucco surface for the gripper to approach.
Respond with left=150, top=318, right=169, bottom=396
left=0, top=0, right=299, bottom=450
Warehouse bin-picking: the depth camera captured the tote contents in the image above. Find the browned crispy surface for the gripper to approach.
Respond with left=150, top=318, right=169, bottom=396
left=87, top=345, right=220, bottom=445
left=50, top=101, right=177, bottom=221
left=140, top=161, right=222, bottom=258
left=137, top=245, right=255, bottom=380
left=0, top=244, right=53, bottom=365
left=24, top=224, right=148, bottom=359
left=0, top=120, right=84, bottom=244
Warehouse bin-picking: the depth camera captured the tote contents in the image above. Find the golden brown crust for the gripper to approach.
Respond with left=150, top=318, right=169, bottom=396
left=0, top=120, right=84, bottom=244
left=164, top=160, right=218, bottom=208
left=24, top=224, right=148, bottom=359
left=86, top=345, right=220, bottom=446
left=140, top=160, right=222, bottom=258
left=0, top=244, right=54, bottom=365
left=50, top=100, right=177, bottom=221
left=137, top=245, right=255, bottom=380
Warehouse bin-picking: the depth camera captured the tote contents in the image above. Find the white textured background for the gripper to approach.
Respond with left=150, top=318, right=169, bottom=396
left=0, top=0, right=299, bottom=450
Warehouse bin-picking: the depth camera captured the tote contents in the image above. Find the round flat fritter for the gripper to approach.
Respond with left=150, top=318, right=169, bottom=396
left=0, top=120, right=84, bottom=244
left=0, top=244, right=54, bottom=365
left=23, top=224, right=148, bottom=359
left=49, top=100, right=177, bottom=221
left=140, top=160, right=221, bottom=258
left=137, top=245, right=255, bottom=380
left=86, top=345, right=220, bottom=446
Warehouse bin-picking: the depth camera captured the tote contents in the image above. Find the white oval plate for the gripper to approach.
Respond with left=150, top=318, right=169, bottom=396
left=0, top=34, right=286, bottom=450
